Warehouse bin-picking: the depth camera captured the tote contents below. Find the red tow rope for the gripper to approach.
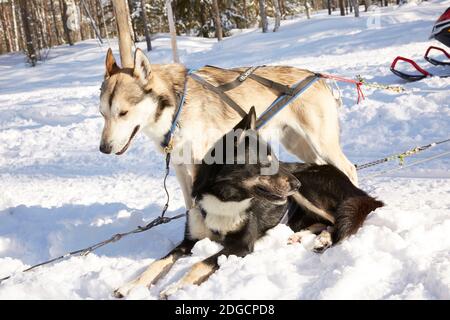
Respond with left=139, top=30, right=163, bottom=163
left=319, top=73, right=365, bottom=103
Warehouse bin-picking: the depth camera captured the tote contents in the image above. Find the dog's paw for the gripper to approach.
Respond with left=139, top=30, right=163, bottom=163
left=113, top=282, right=139, bottom=299
left=113, top=289, right=125, bottom=299
left=159, top=282, right=183, bottom=300
left=287, top=230, right=311, bottom=244
left=312, top=230, right=332, bottom=253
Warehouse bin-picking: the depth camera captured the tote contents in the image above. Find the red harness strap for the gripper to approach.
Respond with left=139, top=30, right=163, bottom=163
left=319, top=73, right=365, bottom=104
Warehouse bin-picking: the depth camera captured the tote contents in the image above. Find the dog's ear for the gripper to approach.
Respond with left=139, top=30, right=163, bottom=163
left=247, top=106, right=257, bottom=131
left=105, top=48, right=120, bottom=78
left=192, top=163, right=221, bottom=199
left=233, top=106, right=257, bottom=131
left=234, top=106, right=258, bottom=151
left=133, top=48, right=152, bottom=84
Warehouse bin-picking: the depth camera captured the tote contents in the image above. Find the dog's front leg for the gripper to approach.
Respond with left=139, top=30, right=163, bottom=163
left=174, top=164, right=193, bottom=209
left=287, top=223, right=328, bottom=244
left=160, top=246, right=251, bottom=299
left=159, top=250, right=220, bottom=299
left=114, top=239, right=195, bottom=298
left=288, top=224, right=334, bottom=253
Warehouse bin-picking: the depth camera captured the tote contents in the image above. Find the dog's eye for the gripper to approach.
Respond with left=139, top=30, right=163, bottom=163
left=119, top=111, right=128, bottom=117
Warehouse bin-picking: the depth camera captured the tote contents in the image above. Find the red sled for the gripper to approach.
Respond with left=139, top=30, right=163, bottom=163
left=390, top=46, right=450, bottom=82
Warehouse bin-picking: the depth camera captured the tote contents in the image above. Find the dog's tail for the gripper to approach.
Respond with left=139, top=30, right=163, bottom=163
left=333, top=196, right=384, bottom=243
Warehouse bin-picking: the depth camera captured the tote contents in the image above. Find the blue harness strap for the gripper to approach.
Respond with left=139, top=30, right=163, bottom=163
left=161, top=69, right=195, bottom=152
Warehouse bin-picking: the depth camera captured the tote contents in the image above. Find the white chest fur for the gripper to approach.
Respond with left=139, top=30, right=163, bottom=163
left=198, top=195, right=252, bottom=234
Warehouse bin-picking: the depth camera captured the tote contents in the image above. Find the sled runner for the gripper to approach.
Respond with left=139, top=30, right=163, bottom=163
left=390, top=56, right=433, bottom=81
left=390, top=48, right=450, bottom=81
left=424, top=46, right=450, bottom=66
left=390, top=8, right=450, bottom=81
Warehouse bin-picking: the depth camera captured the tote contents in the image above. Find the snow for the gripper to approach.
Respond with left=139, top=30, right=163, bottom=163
left=1, top=1, right=449, bottom=300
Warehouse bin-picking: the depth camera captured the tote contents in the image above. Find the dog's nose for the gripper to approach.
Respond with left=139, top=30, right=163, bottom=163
left=99, top=142, right=112, bottom=154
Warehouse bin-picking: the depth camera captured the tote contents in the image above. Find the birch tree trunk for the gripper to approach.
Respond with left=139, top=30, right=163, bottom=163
left=166, top=0, right=179, bottom=63
left=126, top=0, right=137, bottom=42
left=258, top=0, right=268, bottom=33
left=112, top=0, right=134, bottom=67
left=212, top=0, right=223, bottom=41
left=273, top=0, right=281, bottom=32
left=19, top=0, right=37, bottom=66
left=305, top=1, right=311, bottom=19
left=11, top=0, right=20, bottom=51
left=60, top=0, right=74, bottom=45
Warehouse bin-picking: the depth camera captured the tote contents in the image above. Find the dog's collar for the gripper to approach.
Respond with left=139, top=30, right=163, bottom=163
left=161, top=68, right=196, bottom=153
left=279, top=199, right=297, bottom=225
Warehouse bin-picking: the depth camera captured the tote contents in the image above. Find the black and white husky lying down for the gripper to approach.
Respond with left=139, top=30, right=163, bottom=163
left=114, top=108, right=383, bottom=299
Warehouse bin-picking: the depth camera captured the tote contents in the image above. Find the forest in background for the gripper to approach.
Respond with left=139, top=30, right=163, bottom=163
left=0, top=0, right=405, bottom=63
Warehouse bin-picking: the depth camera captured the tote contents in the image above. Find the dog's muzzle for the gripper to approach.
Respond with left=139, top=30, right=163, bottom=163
left=115, top=125, right=140, bottom=155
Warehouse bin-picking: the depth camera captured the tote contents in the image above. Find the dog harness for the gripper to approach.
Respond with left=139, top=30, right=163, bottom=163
left=161, top=65, right=322, bottom=152
left=279, top=199, right=299, bottom=225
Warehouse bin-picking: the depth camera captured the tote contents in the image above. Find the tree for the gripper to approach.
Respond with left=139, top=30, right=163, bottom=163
left=243, top=0, right=248, bottom=28
left=279, top=0, right=286, bottom=18
left=212, top=0, right=223, bottom=41
left=273, top=0, right=281, bottom=32
left=140, top=0, right=152, bottom=51
left=126, top=0, right=137, bottom=43
left=166, top=0, right=179, bottom=63
left=80, top=0, right=103, bottom=43
left=352, top=0, right=360, bottom=17
left=305, top=1, right=311, bottom=19
left=0, top=2, right=13, bottom=52
left=10, top=0, right=20, bottom=51
left=258, top=0, right=268, bottom=33
left=112, top=0, right=134, bottom=67
left=60, top=0, right=74, bottom=45
left=49, top=0, right=62, bottom=45
left=19, top=0, right=37, bottom=66
left=98, top=0, right=111, bottom=40
left=339, top=0, right=345, bottom=15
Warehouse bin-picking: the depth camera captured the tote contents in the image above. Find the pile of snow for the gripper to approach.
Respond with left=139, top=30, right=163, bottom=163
left=0, top=1, right=449, bottom=299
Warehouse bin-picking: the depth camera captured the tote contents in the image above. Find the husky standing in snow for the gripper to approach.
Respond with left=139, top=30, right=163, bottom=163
left=114, top=108, right=383, bottom=299
left=98, top=49, right=358, bottom=209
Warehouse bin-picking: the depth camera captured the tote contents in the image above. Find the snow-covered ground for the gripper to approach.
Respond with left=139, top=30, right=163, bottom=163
left=0, top=1, right=449, bottom=299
